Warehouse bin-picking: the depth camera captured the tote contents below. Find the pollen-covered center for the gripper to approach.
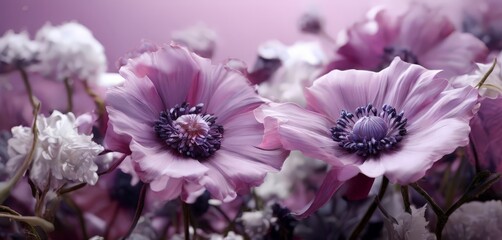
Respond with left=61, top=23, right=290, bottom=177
left=154, top=102, right=224, bottom=159
left=331, top=104, right=407, bottom=157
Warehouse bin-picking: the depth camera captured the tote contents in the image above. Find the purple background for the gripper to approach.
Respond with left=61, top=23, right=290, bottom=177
left=0, top=0, right=377, bottom=70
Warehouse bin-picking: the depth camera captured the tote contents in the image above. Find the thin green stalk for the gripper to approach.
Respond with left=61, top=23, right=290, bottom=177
left=19, top=68, right=38, bottom=112
left=182, top=201, right=191, bottom=240
left=0, top=213, right=54, bottom=232
left=123, top=183, right=148, bottom=238
left=0, top=103, right=40, bottom=204
left=400, top=185, right=411, bottom=213
left=64, top=77, right=73, bottom=113
left=349, top=177, right=389, bottom=240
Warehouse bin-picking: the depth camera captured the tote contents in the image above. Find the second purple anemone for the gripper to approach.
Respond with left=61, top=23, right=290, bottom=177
left=256, top=57, right=479, bottom=217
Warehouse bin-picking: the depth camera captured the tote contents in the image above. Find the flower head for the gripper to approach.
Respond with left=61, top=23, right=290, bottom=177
left=171, top=24, right=217, bottom=59
left=256, top=58, right=478, bottom=216
left=7, top=111, right=103, bottom=190
left=33, top=22, right=106, bottom=83
left=0, top=30, right=39, bottom=73
left=462, top=0, right=502, bottom=52
left=104, top=43, right=287, bottom=202
left=444, top=200, right=502, bottom=239
left=257, top=40, right=327, bottom=106
left=385, top=205, right=436, bottom=240
left=328, top=3, right=487, bottom=78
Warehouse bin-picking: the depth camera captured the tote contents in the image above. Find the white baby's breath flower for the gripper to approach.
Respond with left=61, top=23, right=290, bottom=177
left=171, top=24, right=217, bottom=59
left=257, top=40, right=327, bottom=106
left=7, top=111, right=103, bottom=190
left=385, top=205, right=436, bottom=240
left=255, top=151, right=325, bottom=200
left=33, top=22, right=106, bottom=83
left=210, top=231, right=244, bottom=240
left=443, top=200, right=502, bottom=240
left=0, top=30, right=39, bottom=73
left=241, top=209, right=274, bottom=240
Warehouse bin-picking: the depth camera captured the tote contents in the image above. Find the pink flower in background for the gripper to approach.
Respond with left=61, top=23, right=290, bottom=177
left=104, top=43, right=288, bottom=203
left=256, top=58, right=478, bottom=217
left=327, top=3, right=487, bottom=78
left=462, top=0, right=502, bottom=52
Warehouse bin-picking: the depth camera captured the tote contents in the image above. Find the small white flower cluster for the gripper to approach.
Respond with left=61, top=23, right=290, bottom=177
left=7, top=111, right=103, bottom=190
left=241, top=209, right=275, bottom=240
left=209, top=231, right=244, bottom=240
left=385, top=205, right=436, bottom=240
left=0, top=30, right=39, bottom=73
left=171, top=24, right=217, bottom=59
left=33, top=22, right=106, bottom=83
left=257, top=40, right=327, bottom=106
left=444, top=200, right=502, bottom=240
left=256, top=151, right=325, bottom=200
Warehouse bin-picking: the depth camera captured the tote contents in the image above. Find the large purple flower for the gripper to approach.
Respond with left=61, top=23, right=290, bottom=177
left=104, top=44, right=287, bottom=202
left=256, top=58, right=478, bottom=217
left=327, top=3, right=487, bottom=78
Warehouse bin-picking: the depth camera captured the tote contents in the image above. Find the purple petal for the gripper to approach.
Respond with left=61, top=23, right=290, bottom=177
left=125, top=43, right=199, bottom=107
left=130, top=140, right=209, bottom=183
left=255, top=103, right=357, bottom=166
left=294, top=166, right=359, bottom=218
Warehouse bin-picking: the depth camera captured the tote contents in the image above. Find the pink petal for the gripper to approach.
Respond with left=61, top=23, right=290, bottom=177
left=294, top=166, right=359, bottom=218
left=420, top=32, right=488, bottom=78
left=130, top=140, right=209, bottom=183
left=222, top=110, right=288, bottom=169
left=188, top=62, right=262, bottom=124
left=378, top=118, right=471, bottom=184
left=255, top=103, right=356, bottom=166
left=125, top=43, right=198, bottom=107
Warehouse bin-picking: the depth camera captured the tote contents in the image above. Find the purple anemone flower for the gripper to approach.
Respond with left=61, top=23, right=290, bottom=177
left=255, top=58, right=478, bottom=217
left=104, top=43, right=288, bottom=203
left=327, top=3, right=487, bottom=78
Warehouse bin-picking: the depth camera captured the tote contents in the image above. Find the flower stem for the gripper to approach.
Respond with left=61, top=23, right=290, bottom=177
left=82, top=80, right=106, bottom=120
left=0, top=103, right=40, bottom=204
left=400, top=185, right=411, bottom=213
left=476, top=58, right=497, bottom=88
left=124, top=183, right=148, bottom=238
left=62, top=196, right=88, bottom=240
left=19, top=68, right=38, bottom=113
left=349, top=177, right=389, bottom=240
left=410, top=183, right=444, bottom=217
left=64, top=77, right=73, bottom=113
left=182, top=201, right=191, bottom=240
left=0, top=212, right=54, bottom=232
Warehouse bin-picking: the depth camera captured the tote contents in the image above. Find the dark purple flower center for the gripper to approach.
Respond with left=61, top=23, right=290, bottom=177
left=331, top=104, right=407, bottom=157
left=154, top=102, right=224, bottom=159
left=379, top=47, right=418, bottom=70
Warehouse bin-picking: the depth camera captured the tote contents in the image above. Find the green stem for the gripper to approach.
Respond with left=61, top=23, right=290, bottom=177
left=123, top=183, right=148, bottom=238
left=82, top=80, right=106, bottom=120
left=349, top=177, right=389, bottom=240
left=0, top=213, right=54, bottom=232
left=400, top=185, right=411, bottom=213
left=63, top=196, right=88, bottom=239
left=19, top=68, right=38, bottom=113
left=476, top=58, right=497, bottom=88
left=182, top=201, right=191, bottom=240
left=0, top=103, right=40, bottom=204
left=410, top=183, right=444, bottom=216
left=64, top=78, right=73, bottom=113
